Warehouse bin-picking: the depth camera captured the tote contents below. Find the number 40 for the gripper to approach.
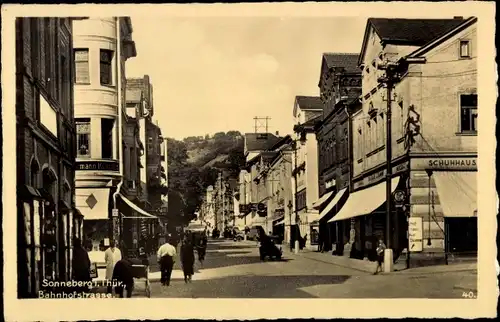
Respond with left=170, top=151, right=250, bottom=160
left=462, top=291, right=477, bottom=299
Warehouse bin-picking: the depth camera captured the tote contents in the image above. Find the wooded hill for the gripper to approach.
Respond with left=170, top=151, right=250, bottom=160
left=166, top=131, right=245, bottom=227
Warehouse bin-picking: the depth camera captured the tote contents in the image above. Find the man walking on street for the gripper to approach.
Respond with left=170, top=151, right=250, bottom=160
left=157, top=236, right=177, bottom=286
left=374, top=238, right=386, bottom=275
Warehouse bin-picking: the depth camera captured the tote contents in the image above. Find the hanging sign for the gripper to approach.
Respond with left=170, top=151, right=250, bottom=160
left=408, top=217, right=423, bottom=252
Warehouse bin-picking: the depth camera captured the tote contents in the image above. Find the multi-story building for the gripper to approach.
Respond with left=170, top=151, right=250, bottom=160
left=72, top=17, right=139, bottom=250
left=16, top=17, right=79, bottom=298
left=341, top=17, right=475, bottom=267
left=291, top=96, right=323, bottom=249
left=238, top=132, right=281, bottom=226
left=263, top=136, right=294, bottom=240
left=314, top=53, right=362, bottom=255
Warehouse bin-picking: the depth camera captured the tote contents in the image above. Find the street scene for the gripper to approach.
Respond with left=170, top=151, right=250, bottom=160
left=6, top=4, right=494, bottom=319
left=132, top=238, right=477, bottom=299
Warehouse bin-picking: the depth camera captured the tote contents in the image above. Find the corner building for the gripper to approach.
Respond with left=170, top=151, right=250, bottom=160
left=16, top=17, right=80, bottom=298
left=72, top=17, right=137, bottom=250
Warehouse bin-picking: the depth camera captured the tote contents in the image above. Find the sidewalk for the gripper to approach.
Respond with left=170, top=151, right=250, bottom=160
left=281, top=245, right=477, bottom=275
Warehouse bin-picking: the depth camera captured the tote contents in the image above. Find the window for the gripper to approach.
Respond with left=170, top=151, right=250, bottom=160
left=100, top=49, right=113, bottom=86
left=44, top=19, right=52, bottom=92
left=76, top=118, right=91, bottom=157
left=30, top=161, right=40, bottom=188
left=460, top=40, right=470, bottom=58
left=460, top=94, right=477, bottom=132
left=61, top=55, right=70, bottom=115
left=74, top=49, right=89, bottom=84
left=101, top=119, right=114, bottom=159
left=30, top=19, right=40, bottom=78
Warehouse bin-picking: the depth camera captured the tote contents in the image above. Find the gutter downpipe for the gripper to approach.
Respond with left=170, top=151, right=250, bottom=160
left=112, top=17, right=124, bottom=244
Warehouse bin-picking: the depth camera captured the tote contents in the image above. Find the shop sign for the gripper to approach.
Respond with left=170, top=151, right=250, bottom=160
left=325, top=179, right=336, bottom=189
left=393, top=190, right=406, bottom=207
left=354, top=162, right=409, bottom=190
left=408, top=217, right=423, bottom=252
left=76, top=160, right=119, bottom=172
left=411, top=157, right=477, bottom=171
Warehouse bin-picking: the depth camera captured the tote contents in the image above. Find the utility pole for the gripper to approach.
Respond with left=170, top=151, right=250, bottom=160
left=254, top=116, right=271, bottom=133
left=293, top=139, right=299, bottom=254
left=378, top=61, right=400, bottom=273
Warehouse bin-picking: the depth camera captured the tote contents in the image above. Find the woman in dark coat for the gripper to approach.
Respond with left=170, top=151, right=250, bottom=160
left=72, top=238, right=92, bottom=293
left=180, top=234, right=195, bottom=283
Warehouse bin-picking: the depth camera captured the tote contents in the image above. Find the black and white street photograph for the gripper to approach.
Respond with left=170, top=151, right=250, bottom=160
left=1, top=2, right=497, bottom=321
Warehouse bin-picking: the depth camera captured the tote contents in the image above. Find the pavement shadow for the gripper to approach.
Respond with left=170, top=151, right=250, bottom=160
left=153, top=274, right=351, bottom=298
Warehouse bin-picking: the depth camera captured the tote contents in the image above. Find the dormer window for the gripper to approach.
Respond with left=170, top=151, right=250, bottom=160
left=366, top=67, right=370, bottom=74
left=368, top=102, right=378, bottom=117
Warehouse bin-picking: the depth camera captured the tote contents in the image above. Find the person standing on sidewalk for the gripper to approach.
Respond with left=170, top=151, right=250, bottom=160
left=72, top=238, right=92, bottom=294
left=157, top=237, right=177, bottom=286
left=180, top=234, right=195, bottom=283
left=112, top=257, right=135, bottom=298
left=104, top=240, right=122, bottom=293
left=374, top=238, right=386, bottom=275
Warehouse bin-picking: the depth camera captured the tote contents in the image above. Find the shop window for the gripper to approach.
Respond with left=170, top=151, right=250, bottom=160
left=460, top=94, right=478, bottom=132
left=100, top=49, right=113, bottom=86
left=460, top=40, right=470, bottom=58
left=74, top=48, right=89, bottom=84
left=76, top=118, right=91, bottom=157
left=101, top=118, right=114, bottom=159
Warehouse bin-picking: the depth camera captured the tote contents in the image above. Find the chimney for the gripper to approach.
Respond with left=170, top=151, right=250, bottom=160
left=275, top=131, right=280, bottom=136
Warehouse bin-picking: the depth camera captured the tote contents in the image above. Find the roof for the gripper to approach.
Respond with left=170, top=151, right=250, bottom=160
left=294, top=115, right=322, bottom=133
left=126, top=89, right=142, bottom=103
left=244, top=133, right=281, bottom=153
left=405, top=17, right=477, bottom=59
left=295, top=96, right=323, bottom=110
left=323, top=53, right=360, bottom=74
left=293, top=96, right=323, bottom=117
left=359, top=17, right=466, bottom=65
left=268, top=135, right=293, bottom=151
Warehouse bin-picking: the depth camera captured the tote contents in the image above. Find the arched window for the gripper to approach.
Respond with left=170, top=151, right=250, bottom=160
left=30, top=159, right=40, bottom=188
left=42, top=167, right=57, bottom=198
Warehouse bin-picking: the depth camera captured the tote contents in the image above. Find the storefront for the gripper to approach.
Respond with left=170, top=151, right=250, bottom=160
left=408, top=156, right=477, bottom=262
left=330, top=174, right=408, bottom=261
left=76, top=187, right=112, bottom=251
left=18, top=185, right=74, bottom=297
left=315, top=187, right=348, bottom=252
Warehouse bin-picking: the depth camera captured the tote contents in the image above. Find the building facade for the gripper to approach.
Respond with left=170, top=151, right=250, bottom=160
left=291, top=96, right=323, bottom=248
left=73, top=17, right=137, bottom=250
left=314, top=53, right=362, bottom=255
left=344, top=17, right=474, bottom=265
left=16, top=17, right=79, bottom=298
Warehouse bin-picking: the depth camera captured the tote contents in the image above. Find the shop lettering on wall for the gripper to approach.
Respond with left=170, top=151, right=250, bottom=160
left=354, top=162, right=409, bottom=189
left=76, top=161, right=119, bottom=172
left=408, top=217, right=423, bottom=252
left=411, top=157, right=477, bottom=171
left=325, top=179, right=336, bottom=189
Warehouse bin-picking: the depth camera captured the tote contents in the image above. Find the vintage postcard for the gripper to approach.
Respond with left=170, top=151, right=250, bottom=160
left=1, top=1, right=497, bottom=320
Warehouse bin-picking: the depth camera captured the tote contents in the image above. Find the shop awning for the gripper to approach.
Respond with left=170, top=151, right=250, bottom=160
left=433, top=172, right=477, bottom=217
left=119, top=193, right=158, bottom=219
left=307, top=213, right=322, bottom=225
left=329, top=177, right=400, bottom=223
left=319, top=188, right=348, bottom=221
left=76, top=188, right=111, bottom=220
left=312, top=191, right=334, bottom=210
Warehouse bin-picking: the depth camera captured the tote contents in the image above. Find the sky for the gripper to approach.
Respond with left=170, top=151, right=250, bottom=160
left=125, top=16, right=368, bottom=140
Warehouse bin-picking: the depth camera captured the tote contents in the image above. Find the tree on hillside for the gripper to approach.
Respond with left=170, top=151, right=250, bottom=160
left=167, top=138, right=189, bottom=168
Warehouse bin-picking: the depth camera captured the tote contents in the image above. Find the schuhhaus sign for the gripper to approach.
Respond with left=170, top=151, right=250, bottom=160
left=411, top=157, right=477, bottom=171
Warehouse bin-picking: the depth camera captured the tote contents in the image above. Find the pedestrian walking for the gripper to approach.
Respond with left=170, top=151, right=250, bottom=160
left=374, top=238, right=386, bottom=275
left=104, top=240, right=122, bottom=293
left=180, top=234, right=195, bottom=283
left=112, top=257, right=134, bottom=298
left=72, top=238, right=92, bottom=293
left=157, top=237, right=177, bottom=286
left=197, top=233, right=208, bottom=267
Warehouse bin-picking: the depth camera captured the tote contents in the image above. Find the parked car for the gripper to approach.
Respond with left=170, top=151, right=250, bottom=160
left=259, top=236, right=282, bottom=261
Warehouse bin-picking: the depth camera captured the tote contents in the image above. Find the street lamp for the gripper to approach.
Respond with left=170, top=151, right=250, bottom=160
left=287, top=200, right=293, bottom=252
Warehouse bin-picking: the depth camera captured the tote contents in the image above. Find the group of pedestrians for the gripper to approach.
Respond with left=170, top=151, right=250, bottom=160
left=157, top=231, right=208, bottom=286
